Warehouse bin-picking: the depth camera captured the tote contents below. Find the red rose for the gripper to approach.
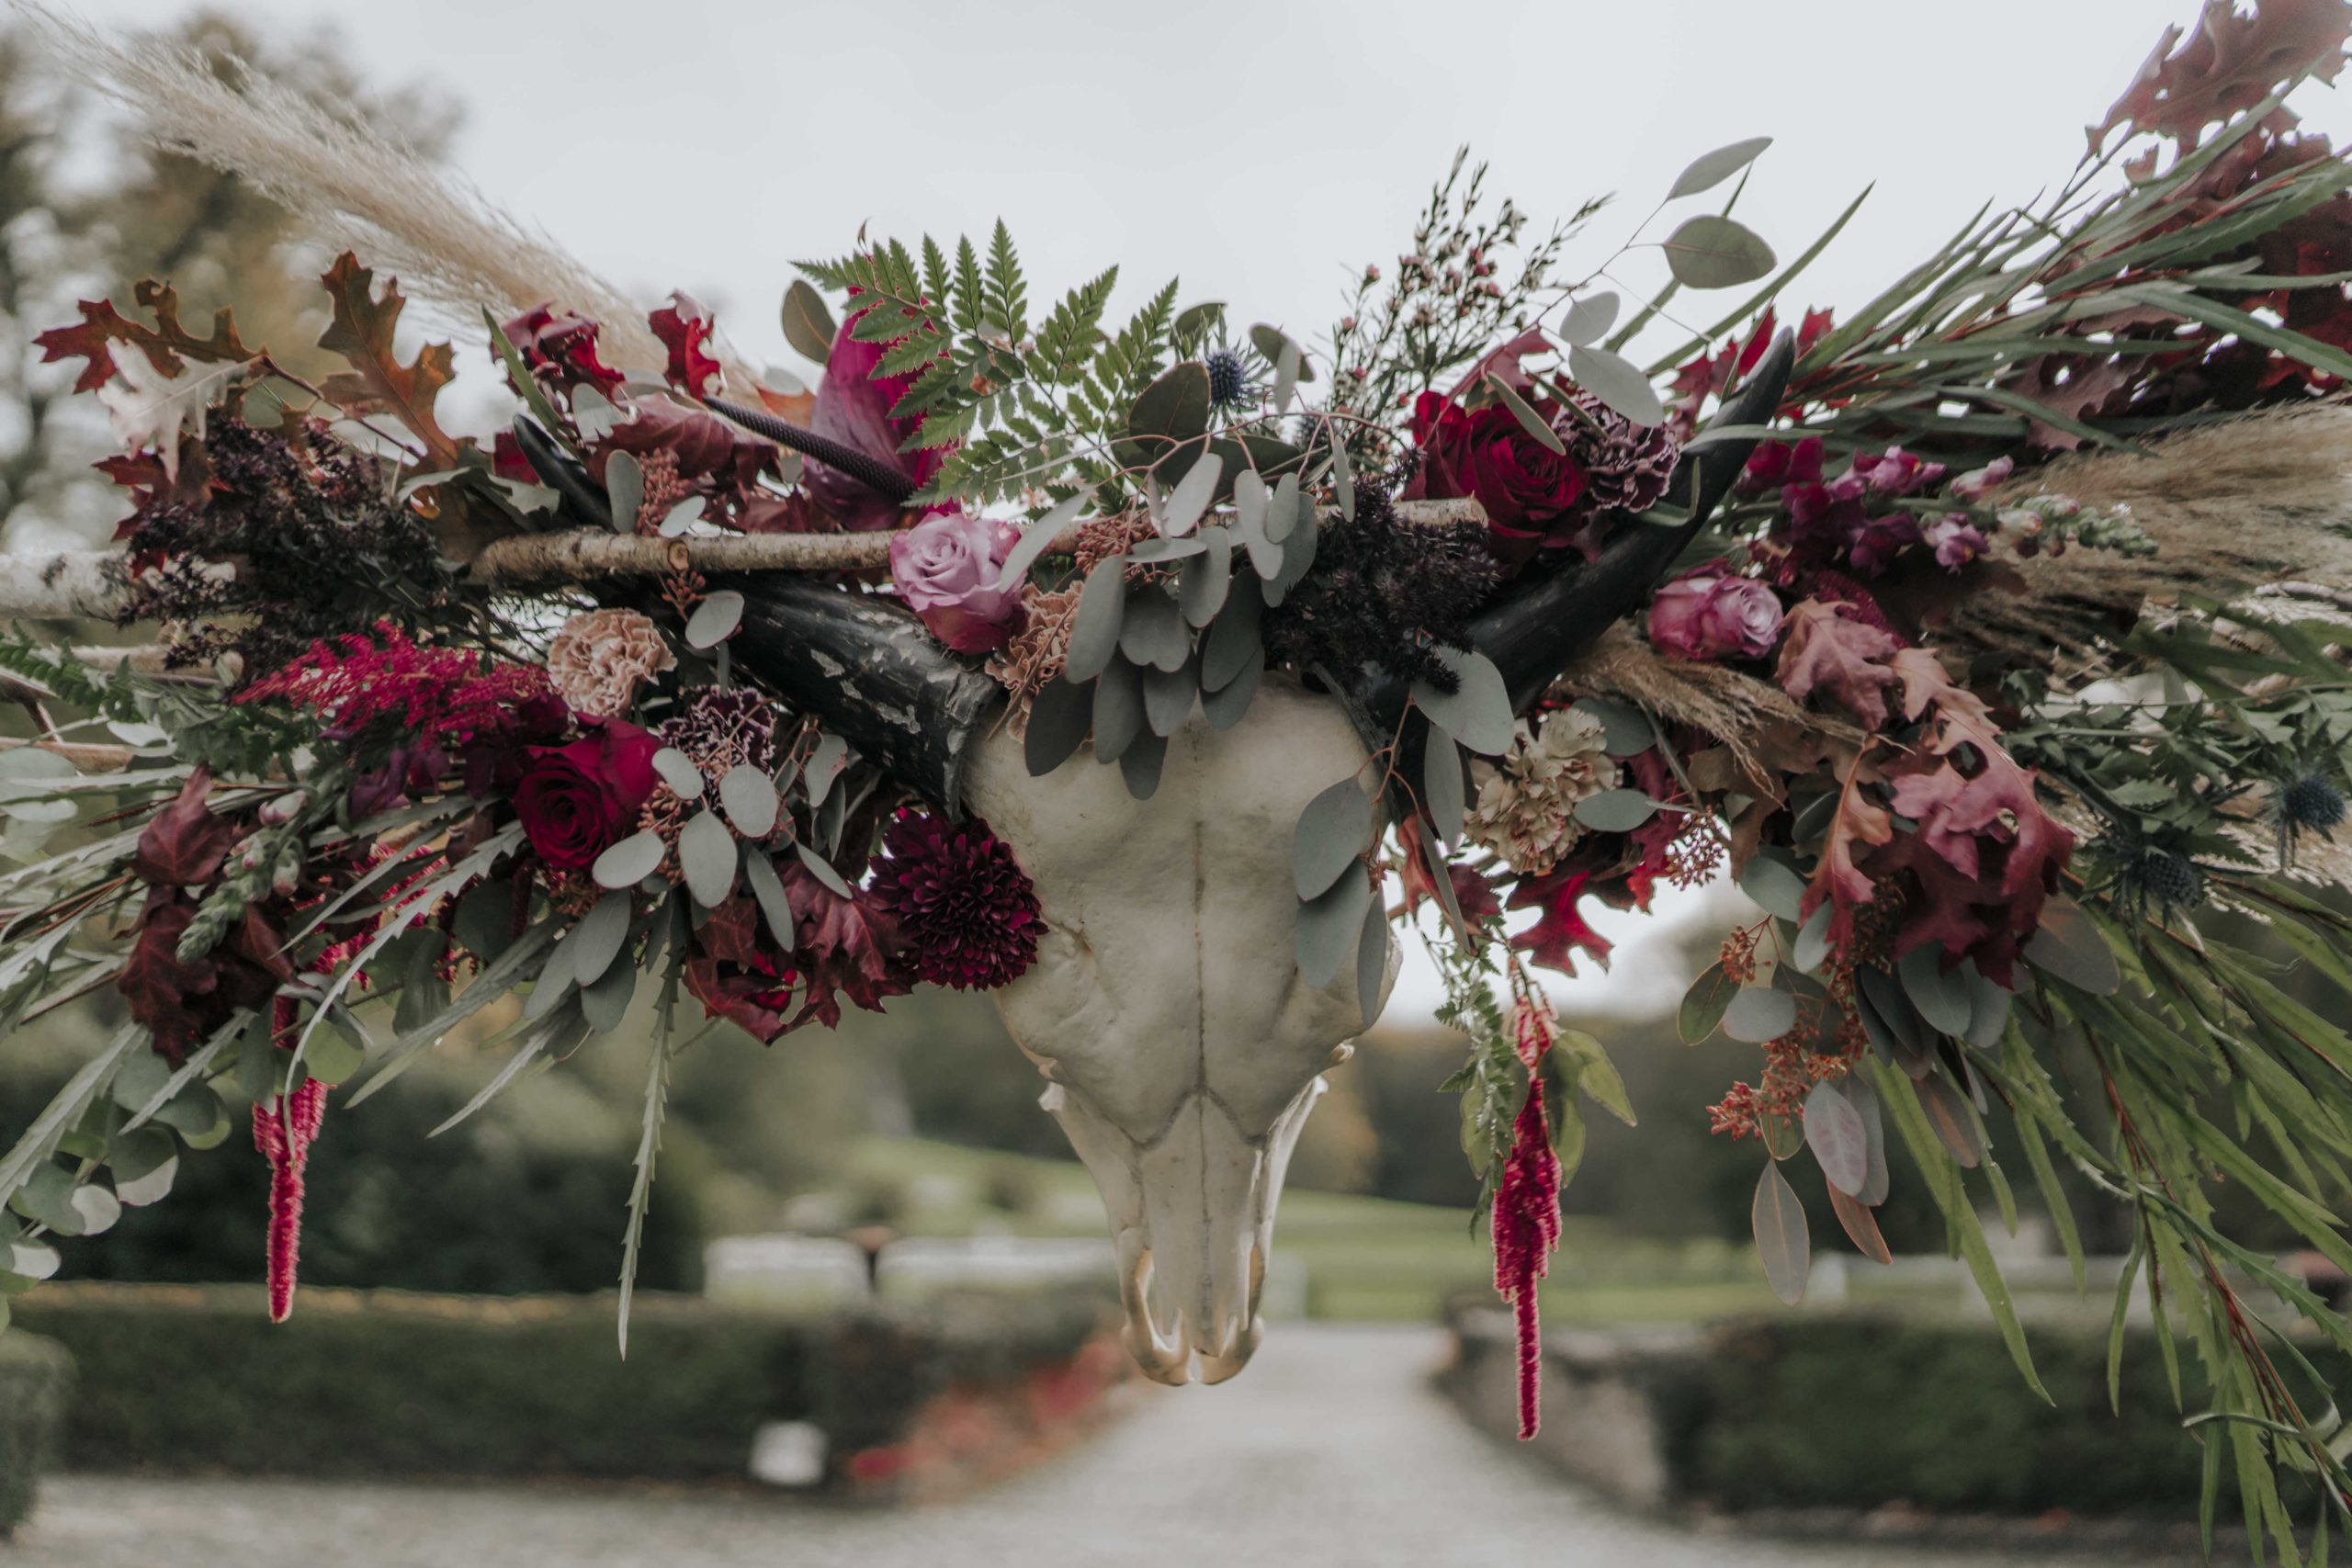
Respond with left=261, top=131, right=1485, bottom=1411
left=514, top=718, right=662, bottom=870
left=1407, top=391, right=1588, bottom=566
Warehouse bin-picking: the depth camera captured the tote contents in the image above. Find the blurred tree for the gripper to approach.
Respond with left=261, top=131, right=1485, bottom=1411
left=0, top=14, right=455, bottom=552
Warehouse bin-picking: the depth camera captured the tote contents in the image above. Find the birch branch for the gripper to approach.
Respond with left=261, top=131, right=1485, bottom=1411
left=0, top=498, right=1495, bottom=607
left=465, top=498, right=1491, bottom=588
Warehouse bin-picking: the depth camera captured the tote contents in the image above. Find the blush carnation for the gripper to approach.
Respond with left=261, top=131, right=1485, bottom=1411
left=544, top=608, right=675, bottom=719
left=866, top=809, right=1044, bottom=990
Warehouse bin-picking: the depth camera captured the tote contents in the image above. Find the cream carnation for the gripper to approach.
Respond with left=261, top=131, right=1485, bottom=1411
left=545, top=608, right=676, bottom=719
left=1464, top=705, right=1619, bottom=875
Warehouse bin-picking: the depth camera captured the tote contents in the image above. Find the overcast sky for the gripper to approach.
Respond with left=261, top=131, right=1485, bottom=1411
left=40, top=0, right=2352, bottom=1022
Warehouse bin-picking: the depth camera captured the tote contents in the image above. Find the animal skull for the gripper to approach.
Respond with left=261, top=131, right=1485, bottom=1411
left=964, top=678, right=1393, bottom=1384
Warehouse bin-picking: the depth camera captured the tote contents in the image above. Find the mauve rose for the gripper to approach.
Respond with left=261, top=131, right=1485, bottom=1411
left=1407, top=391, right=1588, bottom=565
left=514, top=718, right=662, bottom=871
left=1648, top=567, right=1784, bottom=661
left=890, top=508, right=1024, bottom=654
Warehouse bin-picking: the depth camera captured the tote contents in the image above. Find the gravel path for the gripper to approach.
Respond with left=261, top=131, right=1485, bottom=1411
left=10, top=1325, right=2132, bottom=1567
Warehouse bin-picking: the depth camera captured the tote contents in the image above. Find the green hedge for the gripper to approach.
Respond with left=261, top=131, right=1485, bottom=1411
left=0, top=1331, right=71, bottom=1539
left=9, top=1280, right=1106, bottom=1482
left=1681, top=1314, right=2316, bottom=1518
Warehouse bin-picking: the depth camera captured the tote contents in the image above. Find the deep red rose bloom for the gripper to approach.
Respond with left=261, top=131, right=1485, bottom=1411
left=1408, top=392, right=1588, bottom=567
left=514, top=718, right=662, bottom=870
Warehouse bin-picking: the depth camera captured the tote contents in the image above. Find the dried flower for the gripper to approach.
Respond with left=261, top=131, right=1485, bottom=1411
left=866, top=808, right=1044, bottom=990
left=1464, top=706, right=1619, bottom=875
left=254, top=1077, right=328, bottom=1324
left=544, top=608, right=676, bottom=719
left=988, top=583, right=1082, bottom=734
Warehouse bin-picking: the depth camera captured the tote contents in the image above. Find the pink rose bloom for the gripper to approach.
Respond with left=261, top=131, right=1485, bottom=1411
left=1648, top=565, right=1783, bottom=661
left=890, top=508, right=1024, bottom=654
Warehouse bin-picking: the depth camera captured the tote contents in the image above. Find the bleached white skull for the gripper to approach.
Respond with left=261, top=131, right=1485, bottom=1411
left=964, top=677, right=1393, bottom=1383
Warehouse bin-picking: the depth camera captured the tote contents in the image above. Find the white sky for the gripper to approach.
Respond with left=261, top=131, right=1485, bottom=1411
left=40, top=0, right=2352, bottom=1021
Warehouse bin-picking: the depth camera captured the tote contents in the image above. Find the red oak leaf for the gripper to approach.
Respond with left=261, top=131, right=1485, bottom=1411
left=316, top=254, right=467, bottom=469
left=35, top=280, right=254, bottom=394
left=1800, top=749, right=1896, bottom=953
left=1507, top=869, right=1613, bottom=977
left=2090, top=0, right=2351, bottom=152
left=1776, top=601, right=1903, bottom=729
left=132, top=768, right=237, bottom=888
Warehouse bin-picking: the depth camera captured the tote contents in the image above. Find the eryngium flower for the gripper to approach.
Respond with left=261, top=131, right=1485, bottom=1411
left=867, top=809, right=1045, bottom=990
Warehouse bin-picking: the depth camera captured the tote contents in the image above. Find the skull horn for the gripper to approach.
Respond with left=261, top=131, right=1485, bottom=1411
left=507, top=416, right=1001, bottom=815
left=701, top=396, right=920, bottom=511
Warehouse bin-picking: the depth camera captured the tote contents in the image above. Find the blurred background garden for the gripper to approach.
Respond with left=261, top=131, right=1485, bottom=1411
left=0, top=4, right=2346, bottom=1563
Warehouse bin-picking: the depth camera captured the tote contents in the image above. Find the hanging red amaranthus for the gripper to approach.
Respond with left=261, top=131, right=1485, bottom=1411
left=253, top=1064, right=328, bottom=1323
left=1492, top=982, right=1565, bottom=1440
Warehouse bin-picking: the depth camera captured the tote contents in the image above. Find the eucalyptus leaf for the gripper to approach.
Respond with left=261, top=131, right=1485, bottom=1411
left=1792, top=902, right=1835, bottom=975
left=1063, top=559, right=1127, bottom=684
left=1249, top=323, right=1313, bottom=381
left=1723, top=986, right=1798, bottom=1043
left=1900, top=942, right=1973, bottom=1036
left=743, top=852, right=797, bottom=953
left=781, top=278, right=837, bottom=363
left=678, top=809, right=739, bottom=908
left=1410, top=647, right=1514, bottom=755
left=1962, top=962, right=2011, bottom=1050
left=651, top=749, right=705, bottom=799
left=1267, top=471, right=1302, bottom=544
left=1668, top=136, right=1773, bottom=199
left=1143, top=660, right=1198, bottom=737
left=1666, top=214, right=1779, bottom=289
left=303, top=1023, right=366, bottom=1087
left=1118, top=585, right=1191, bottom=673
left=594, top=829, right=669, bottom=891
left=1180, top=526, right=1233, bottom=626
left=1485, top=373, right=1565, bottom=453
left=1354, top=887, right=1390, bottom=1030
left=718, top=764, right=781, bottom=839
left=1423, top=729, right=1466, bottom=847
left=684, top=591, right=745, bottom=651
left=1804, top=1079, right=1870, bottom=1197
left=1201, top=642, right=1263, bottom=729
left=1295, top=777, right=1374, bottom=900
left=107, top=1127, right=178, bottom=1207
left=1679, top=964, right=1738, bottom=1044
left=571, top=891, right=636, bottom=987
left=658, top=496, right=706, bottom=538
left=1119, top=730, right=1168, bottom=801
left=581, top=958, right=639, bottom=1034
left=1739, top=852, right=1809, bottom=922
left=995, top=491, right=1091, bottom=592
left=1024, top=676, right=1095, bottom=776
left=1203, top=585, right=1264, bottom=692
left=1560, top=290, right=1622, bottom=347
left=1162, top=451, right=1224, bottom=537
left=796, top=841, right=854, bottom=899
left=605, top=449, right=643, bottom=534
left=1296, top=867, right=1373, bottom=988
left=1752, top=1160, right=1810, bottom=1305
left=1573, top=789, right=1661, bottom=833
left=1567, top=343, right=1667, bottom=427
left=1091, top=657, right=1145, bottom=763
left=1267, top=502, right=1319, bottom=604
left=1845, top=1076, right=1891, bottom=1206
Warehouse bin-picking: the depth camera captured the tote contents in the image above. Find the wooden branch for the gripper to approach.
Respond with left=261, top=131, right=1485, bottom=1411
left=468, top=498, right=1491, bottom=588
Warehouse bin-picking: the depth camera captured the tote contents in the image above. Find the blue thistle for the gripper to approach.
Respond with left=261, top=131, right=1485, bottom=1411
left=2277, top=770, right=2347, bottom=867
left=1204, top=347, right=1261, bottom=412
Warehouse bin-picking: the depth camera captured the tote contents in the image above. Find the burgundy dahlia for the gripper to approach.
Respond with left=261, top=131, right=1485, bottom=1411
left=867, top=810, right=1044, bottom=990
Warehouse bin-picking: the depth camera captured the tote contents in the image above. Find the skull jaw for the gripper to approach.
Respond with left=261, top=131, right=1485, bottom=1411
left=1042, top=1073, right=1327, bottom=1386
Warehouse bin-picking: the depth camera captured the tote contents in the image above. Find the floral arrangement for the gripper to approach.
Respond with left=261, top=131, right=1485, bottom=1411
left=7, top=1, right=2352, bottom=1547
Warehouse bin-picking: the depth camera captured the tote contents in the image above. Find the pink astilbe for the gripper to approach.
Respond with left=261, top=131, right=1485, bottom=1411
left=253, top=1075, right=328, bottom=1323
left=1493, top=990, right=1566, bottom=1440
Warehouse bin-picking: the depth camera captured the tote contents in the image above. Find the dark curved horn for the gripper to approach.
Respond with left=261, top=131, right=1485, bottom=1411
left=702, top=397, right=919, bottom=508
left=506, top=417, right=1000, bottom=816
left=1472, top=328, right=1796, bottom=714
